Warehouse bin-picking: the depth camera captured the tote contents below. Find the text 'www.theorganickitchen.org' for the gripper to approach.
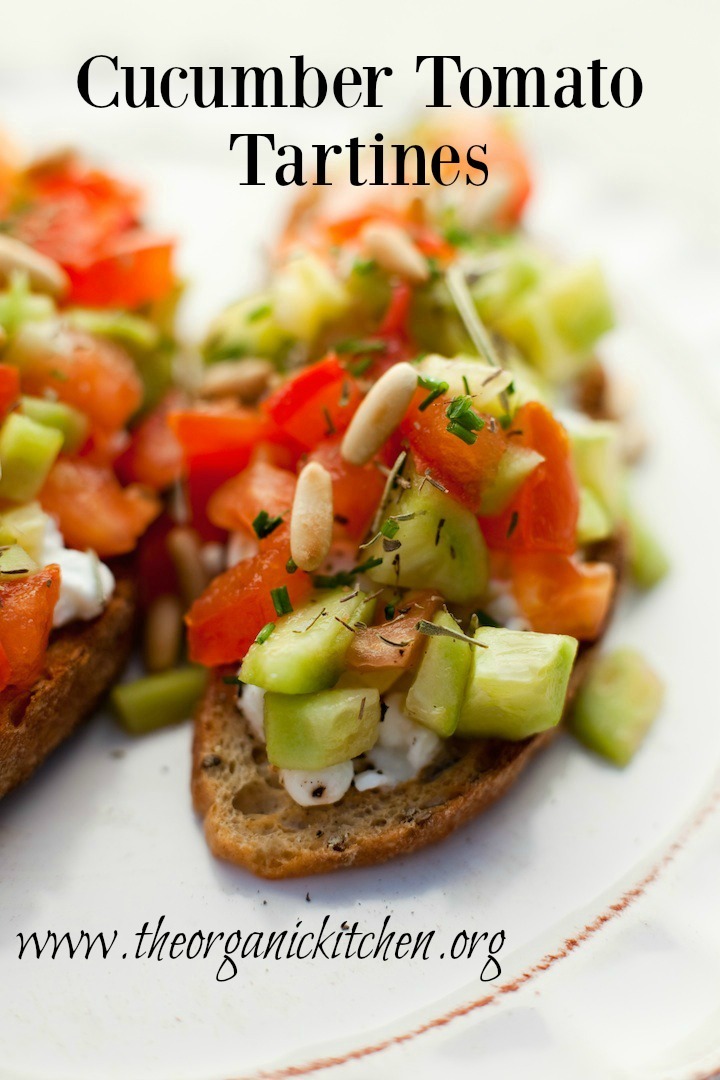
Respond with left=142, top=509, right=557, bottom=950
left=16, top=914, right=506, bottom=983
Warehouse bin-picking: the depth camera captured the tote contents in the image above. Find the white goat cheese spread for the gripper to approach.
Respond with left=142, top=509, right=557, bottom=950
left=40, top=514, right=115, bottom=628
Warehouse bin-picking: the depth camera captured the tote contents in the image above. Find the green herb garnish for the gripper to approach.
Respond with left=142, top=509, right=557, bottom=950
left=255, top=622, right=276, bottom=644
left=270, top=586, right=293, bottom=616
left=384, top=603, right=396, bottom=620
left=417, top=374, right=449, bottom=411
left=252, top=510, right=283, bottom=539
left=312, top=556, right=383, bottom=590
left=247, top=302, right=272, bottom=323
left=380, top=519, right=400, bottom=540
left=285, top=557, right=297, bottom=574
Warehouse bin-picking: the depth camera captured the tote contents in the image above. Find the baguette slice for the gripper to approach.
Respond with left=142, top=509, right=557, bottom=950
left=0, top=578, right=136, bottom=799
left=192, top=539, right=623, bottom=879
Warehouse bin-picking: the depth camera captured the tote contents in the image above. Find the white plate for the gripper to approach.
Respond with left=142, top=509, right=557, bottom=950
left=1, top=109, right=719, bottom=1080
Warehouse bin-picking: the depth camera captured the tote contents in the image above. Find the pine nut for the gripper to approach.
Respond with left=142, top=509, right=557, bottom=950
left=341, top=362, right=418, bottom=466
left=143, top=594, right=184, bottom=673
left=290, top=461, right=333, bottom=572
left=198, top=357, right=273, bottom=402
left=0, top=235, right=69, bottom=297
left=361, top=222, right=429, bottom=284
left=166, top=526, right=209, bottom=606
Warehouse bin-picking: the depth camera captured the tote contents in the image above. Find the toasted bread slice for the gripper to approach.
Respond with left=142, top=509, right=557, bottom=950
left=0, top=578, right=136, bottom=799
left=192, top=539, right=624, bottom=879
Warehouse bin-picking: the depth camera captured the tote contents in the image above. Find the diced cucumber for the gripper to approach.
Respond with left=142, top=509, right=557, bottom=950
left=365, top=461, right=488, bottom=604
left=0, top=543, right=38, bottom=580
left=0, top=271, right=55, bottom=335
left=457, top=626, right=578, bottom=740
left=240, top=588, right=377, bottom=695
left=265, top=686, right=380, bottom=770
left=496, top=262, right=614, bottom=382
left=64, top=308, right=160, bottom=351
left=414, top=354, right=514, bottom=415
left=111, top=667, right=208, bottom=735
left=405, top=610, right=472, bottom=737
left=272, top=252, right=350, bottom=341
left=0, top=502, right=47, bottom=561
left=0, top=413, right=63, bottom=503
left=471, top=244, right=546, bottom=326
left=570, top=647, right=664, bottom=766
left=626, top=507, right=670, bottom=590
left=569, top=418, right=624, bottom=523
left=203, top=292, right=291, bottom=363
left=479, top=443, right=544, bottom=516
left=20, top=395, right=89, bottom=454
left=577, top=486, right=613, bottom=545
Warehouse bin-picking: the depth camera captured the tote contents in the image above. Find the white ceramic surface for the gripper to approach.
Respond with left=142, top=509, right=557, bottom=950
left=0, top=109, right=719, bottom=1080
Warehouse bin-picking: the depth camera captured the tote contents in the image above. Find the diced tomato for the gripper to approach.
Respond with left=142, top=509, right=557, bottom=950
left=18, top=328, right=142, bottom=435
left=0, top=565, right=60, bottom=688
left=169, top=405, right=272, bottom=541
left=400, top=389, right=507, bottom=512
left=263, top=354, right=363, bottom=450
left=485, top=126, right=533, bottom=228
left=479, top=402, right=579, bottom=555
left=208, top=461, right=296, bottom=535
left=307, top=436, right=386, bottom=541
left=116, top=392, right=185, bottom=491
left=0, top=363, right=20, bottom=420
left=66, top=232, right=175, bottom=309
left=12, top=158, right=175, bottom=310
left=0, top=640, right=11, bottom=694
left=510, top=553, right=615, bottom=641
left=186, top=532, right=312, bottom=665
left=379, top=280, right=412, bottom=339
left=346, top=591, right=443, bottom=673
left=39, top=459, right=160, bottom=556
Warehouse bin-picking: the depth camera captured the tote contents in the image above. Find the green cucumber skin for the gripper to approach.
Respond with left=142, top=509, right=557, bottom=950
left=111, top=667, right=208, bottom=735
left=265, top=687, right=380, bottom=770
left=570, top=647, right=664, bottom=767
left=0, top=412, right=63, bottom=503
left=241, top=589, right=376, bottom=695
left=457, top=627, right=578, bottom=741
left=405, top=610, right=472, bottom=737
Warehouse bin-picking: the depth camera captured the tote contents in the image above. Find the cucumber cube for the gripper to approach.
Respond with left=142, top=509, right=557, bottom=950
left=0, top=412, right=63, bottom=503
left=21, top=395, right=89, bottom=454
left=0, top=543, right=38, bottom=580
left=577, top=486, right=613, bottom=545
left=479, top=443, right=544, bottom=516
left=457, top=626, right=578, bottom=740
left=265, top=686, right=380, bottom=770
left=626, top=507, right=670, bottom=589
left=240, top=588, right=377, bottom=695
left=569, top=419, right=624, bottom=523
left=0, top=501, right=47, bottom=562
left=405, top=610, right=472, bottom=737
left=570, top=647, right=664, bottom=766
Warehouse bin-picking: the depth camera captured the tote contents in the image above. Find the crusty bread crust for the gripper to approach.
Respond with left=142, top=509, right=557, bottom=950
left=193, top=534, right=625, bottom=879
left=0, top=578, right=136, bottom=799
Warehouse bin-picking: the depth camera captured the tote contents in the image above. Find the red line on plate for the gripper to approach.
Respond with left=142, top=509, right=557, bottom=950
left=247, top=781, right=720, bottom=1080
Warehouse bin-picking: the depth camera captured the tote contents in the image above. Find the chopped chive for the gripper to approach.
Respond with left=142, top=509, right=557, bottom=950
left=506, top=511, right=520, bottom=539
left=252, top=510, right=283, bottom=539
left=447, top=421, right=478, bottom=445
left=286, top=557, right=297, bottom=574
left=336, top=338, right=386, bottom=355
left=345, top=355, right=375, bottom=376
left=443, top=224, right=472, bottom=247
left=417, top=374, right=449, bottom=411
left=270, top=586, right=293, bottom=616
left=380, top=519, right=400, bottom=539
left=247, top=302, right=272, bottom=323
left=499, top=414, right=512, bottom=430
left=312, top=556, right=383, bottom=590
left=384, top=603, right=396, bottom=620
left=255, top=622, right=276, bottom=644
left=352, top=258, right=377, bottom=276
left=462, top=375, right=471, bottom=395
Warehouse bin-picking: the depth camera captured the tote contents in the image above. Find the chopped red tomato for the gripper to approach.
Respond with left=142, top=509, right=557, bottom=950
left=169, top=404, right=272, bottom=540
left=208, top=461, right=296, bottom=535
left=39, top=459, right=160, bottom=556
left=346, top=591, right=443, bottom=673
left=0, top=640, right=11, bottom=694
left=510, top=553, right=615, bottom=641
left=400, top=390, right=507, bottom=512
left=263, top=354, right=363, bottom=449
left=18, top=328, right=142, bottom=435
left=379, top=280, right=413, bottom=338
left=307, top=436, right=386, bottom=541
left=12, top=157, right=175, bottom=309
left=479, top=401, right=579, bottom=555
left=116, top=392, right=185, bottom=491
left=0, top=363, right=20, bottom=420
left=66, top=232, right=175, bottom=309
left=0, top=565, right=60, bottom=688
left=186, top=532, right=312, bottom=665
left=484, top=125, right=533, bottom=228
